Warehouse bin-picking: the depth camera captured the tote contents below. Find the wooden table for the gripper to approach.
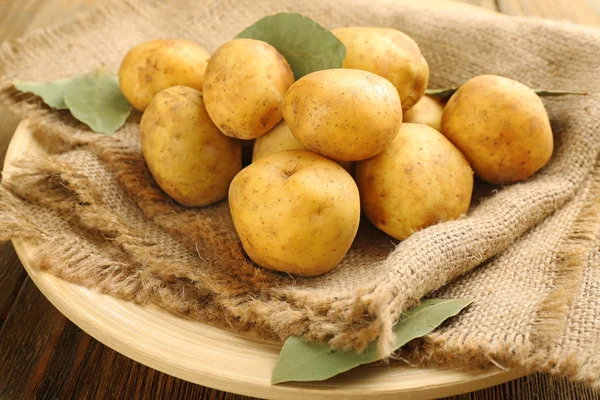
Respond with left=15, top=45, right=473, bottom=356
left=0, top=1, right=599, bottom=399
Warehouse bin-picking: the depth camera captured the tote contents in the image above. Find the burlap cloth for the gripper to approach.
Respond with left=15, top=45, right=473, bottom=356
left=0, top=0, right=599, bottom=389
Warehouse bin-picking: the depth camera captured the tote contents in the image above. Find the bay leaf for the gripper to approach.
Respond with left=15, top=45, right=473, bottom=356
left=532, top=89, right=588, bottom=96
left=426, top=87, right=587, bottom=101
left=63, top=69, right=131, bottom=135
left=236, top=13, right=346, bottom=80
left=14, top=80, right=72, bottom=109
left=425, top=87, right=459, bottom=101
left=271, top=298, right=473, bottom=384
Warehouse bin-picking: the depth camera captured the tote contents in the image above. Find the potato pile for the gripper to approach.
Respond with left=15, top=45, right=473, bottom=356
left=120, top=26, right=554, bottom=277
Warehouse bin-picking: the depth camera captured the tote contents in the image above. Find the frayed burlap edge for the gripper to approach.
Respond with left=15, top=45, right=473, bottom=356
left=2, top=155, right=371, bottom=345
left=1, top=156, right=284, bottom=339
left=0, top=186, right=48, bottom=242
left=401, top=159, right=600, bottom=388
left=529, top=159, right=600, bottom=388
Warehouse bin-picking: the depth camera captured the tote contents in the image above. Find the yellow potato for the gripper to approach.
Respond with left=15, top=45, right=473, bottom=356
left=403, top=95, right=444, bottom=132
left=356, top=123, right=473, bottom=240
left=252, top=120, right=305, bottom=161
left=252, top=120, right=355, bottom=173
left=140, top=86, right=241, bottom=207
left=442, top=75, right=554, bottom=184
left=332, top=27, right=429, bottom=111
left=229, top=150, right=360, bottom=276
left=203, top=39, right=294, bottom=140
left=119, top=39, right=210, bottom=111
left=283, top=69, right=402, bottom=162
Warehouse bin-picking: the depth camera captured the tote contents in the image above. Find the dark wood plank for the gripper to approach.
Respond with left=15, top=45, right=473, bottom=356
left=0, top=242, right=27, bottom=330
left=0, top=277, right=68, bottom=399
left=0, top=276, right=254, bottom=399
left=448, top=374, right=600, bottom=399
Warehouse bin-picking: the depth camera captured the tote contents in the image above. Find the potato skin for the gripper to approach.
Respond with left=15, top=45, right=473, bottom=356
left=331, top=27, right=429, bottom=111
left=252, top=120, right=354, bottom=173
left=119, top=39, right=210, bottom=111
left=403, top=95, right=444, bottom=132
left=441, top=75, right=554, bottom=184
left=283, top=69, right=402, bottom=162
left=140, top=86, right=241, bottom=207
left=356, top=123, right=473, bottom=240
left=203, top=39, right=294, bottom=140
left=252, top=120, right=305, bottom=162
left=229, top=150, right=360, bottom=276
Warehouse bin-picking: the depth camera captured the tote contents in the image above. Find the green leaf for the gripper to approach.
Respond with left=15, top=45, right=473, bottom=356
left=15, top=70, right=131, bottom=135
left=236, top=13, right=346, bottom=80
left=14, top=80, right=72, bottom=109
left=426, top=87, right=587, bottom=102
left=63, top=69, right=131, bottom=135
left=425, top=87, right=459, bottom=102
left=271, top=298, right=473, bottom=384
left=532, top=89, right=588, bottom=96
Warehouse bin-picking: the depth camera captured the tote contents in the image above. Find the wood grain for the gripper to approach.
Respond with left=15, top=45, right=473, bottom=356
left=0, top=243, right=26, bottom=330
left=0, top=278, right=69, bottom=399
left=0, top=0, right=599, bottom=399
left=0, top=278, right=254, bottom=400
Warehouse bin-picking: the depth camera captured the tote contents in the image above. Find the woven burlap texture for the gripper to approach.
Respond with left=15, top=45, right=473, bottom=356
left=0, top=0, right=599, bottom=388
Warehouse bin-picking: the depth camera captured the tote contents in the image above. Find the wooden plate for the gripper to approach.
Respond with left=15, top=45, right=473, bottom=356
left=5, top=120, right=526, bottom=399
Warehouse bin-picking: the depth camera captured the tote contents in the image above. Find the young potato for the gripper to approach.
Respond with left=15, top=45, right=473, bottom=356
left=140, top=86, right=241, bottom=207
left=119, top=39, right=210, bottom=111
left=331, top=27, right=429, bottom=111
left=229, top=150, right=360, bottom=276
left=203, top=39, right=294, bottom=140
left=442, top=75, right=554, bottom=184
left=356, top=123, right=473, bottom=240
left=403, top=95, right=445, bottom=132
left=252, top=120, right=355, bottom=173
left=283, top=69, right=402, bottom=162
left=252, top=120, right=305, bottom=161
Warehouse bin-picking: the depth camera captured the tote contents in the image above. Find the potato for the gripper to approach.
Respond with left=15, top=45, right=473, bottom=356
left=441, top=75, right=554, bottom=184
left=119, top=39, right=210, bottom=111
left=252, top=120, right=305, bottom=161
left=331, top=27, right=429, bottom=111
left=283, top=69, right=402, bottom=162
left=229, top=150, right=360, bottom=276
left=403, top=95, right=444, bottom=132
left=356, top=123, right=473, bottom=240
left=140, top=86, right=241, bottom=207
left=252, top=120, right=355, bottom=173
left=203, top=39, right=294, bottom=140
